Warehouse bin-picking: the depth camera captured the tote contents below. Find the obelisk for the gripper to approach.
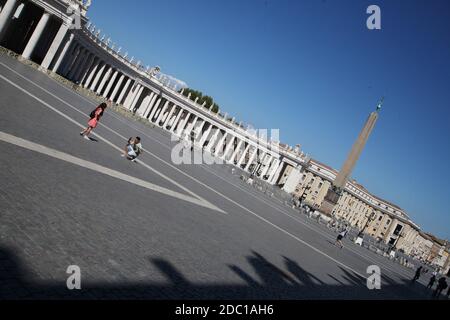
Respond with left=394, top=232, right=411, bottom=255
left=320, top=98, right=383, bottom=216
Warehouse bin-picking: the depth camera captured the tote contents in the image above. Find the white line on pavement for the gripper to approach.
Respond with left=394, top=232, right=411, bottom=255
left=0, top=131, right=220, bottom=212
left=0, top=71, right=225, bottom=214
left=54, top=65, right=418, bottom=283
left=0, top=63, right=368, bottom=279
left=198, top=164, right=416, bottom=281
left=0, top=62, right=229, bottom=209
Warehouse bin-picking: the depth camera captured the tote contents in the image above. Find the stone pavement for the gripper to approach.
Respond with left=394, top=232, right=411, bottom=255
left=0, top=53, right=446, bottom=300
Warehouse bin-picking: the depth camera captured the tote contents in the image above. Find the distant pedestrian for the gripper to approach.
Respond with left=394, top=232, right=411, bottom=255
left=427, top=274, right=436, bottom=289
left=433, top=276, right=448, bottom=298
left=412, top=266, right=423, bottom=281
left=335, top=229, right=348, bottom=249
left=80, top=102, right=108, bottom=139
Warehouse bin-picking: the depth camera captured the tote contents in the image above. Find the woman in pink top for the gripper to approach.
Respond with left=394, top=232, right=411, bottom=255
left=80, top=102, right=107, bottom=139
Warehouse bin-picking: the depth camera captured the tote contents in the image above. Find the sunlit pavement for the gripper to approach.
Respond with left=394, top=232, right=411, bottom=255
left=0, top=53, right=442, bottom=299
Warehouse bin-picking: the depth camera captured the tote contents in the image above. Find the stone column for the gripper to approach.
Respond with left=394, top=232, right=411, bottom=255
left=75, top=51, right=93, bottom=83
left=181, top=115, right=198, bottom=141
left=237, top=143, right=251, bottom=167
left=83, top=58, right=99, bottom=88
left=109, top=73, right=125, bottom=101
left=135, top=93, right=151, bottom=116
left=171, top=108, right=184, bottom=133
left=65, top=46, right=83, bottom=78
left=41, top=22, right=69, bottom=69
left=244, top=148, right=258, bottom=171
left=130, top=85, right=146, bottom=111
left=96, top=65, right=113, bottom=95
left=177, top=112, right=191, bottom=136
left=142, top=92, right=157, bottom=118
left=0, top=0, right=19, bottom=40
left=90, top=62, right=106, bottom=91
left=139, top=92, right=154, bottom=117
left=103, top=69, right=119, bottom=98
left=71, top=49, right=89, bottom=82
left=51, top=33, right=74, bottom=73
left=260, top=155, right=274, bottom=178
left=153, top=100, right=165, bottom=121
left=184, top=115, right=198, bottom=139
left=196, top=120, right=208, bottom=136
left=67, top=47, right=85, bottom=80
left=163, top=104, right=177, bottom=128
left=269, top=159, right=283, bottom=185
left=221, top=136, right=236, bottom=160
left=123, top=84, right=139, bottom=109
left=198, top=123, right=212, bottom=146
left=122, top=85, right=135, bottom=108
left=230, top=140, right=245, bottom=164
left=214, top=132, right=228, bottom=156
left=22, top=12, right=51, bottom=60
left=206, top=128, right=221, bottom=152
left=148, top=97, right=162, bottom=120
left=60, top=42, right=79, bottom=76
left=79, top=54, right=95, bottom=85
left=156, top=100, right=170, bottom=125
left=117, top=78, right=132, bottom=105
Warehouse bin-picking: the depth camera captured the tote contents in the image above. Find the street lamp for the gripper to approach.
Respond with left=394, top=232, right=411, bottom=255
left=355, top=210, right=376, bottom=245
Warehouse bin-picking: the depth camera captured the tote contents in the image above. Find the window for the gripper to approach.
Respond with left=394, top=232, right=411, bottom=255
left=318, top=182, right=323, bottom=189
left=378, top=216, right=382, bottom=221
left=393, top=224, right=403, bottom=236
left=386, top=219, right=391, bottom=225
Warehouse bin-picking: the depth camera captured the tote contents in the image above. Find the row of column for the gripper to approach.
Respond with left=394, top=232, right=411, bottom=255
left=55, top=39, right=135, bottom=105
left=122, top=83, right=284, bottom=184
left=0, top=0, right=134, bottom=106
left=0, top=0, right=286, bottom=185
left=0, top=0, right=56, bottom=62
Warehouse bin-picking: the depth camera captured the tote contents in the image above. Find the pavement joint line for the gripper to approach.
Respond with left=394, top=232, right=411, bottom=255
left=198, top=163, right=414, bottom=281
left=0, top=61, right=223, bottom=209
left=0, top=131, right=221, bottom=212
left=0, top=72, right=225, bottom=215
left=0, top=66, right=227, bottom=214
left=62, top=93, right=400, bottom=279
left=0, top=62, right=376, bottom=281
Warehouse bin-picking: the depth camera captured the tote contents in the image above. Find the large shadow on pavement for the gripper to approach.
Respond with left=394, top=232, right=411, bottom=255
left=0, top=246, right=442, bottom=300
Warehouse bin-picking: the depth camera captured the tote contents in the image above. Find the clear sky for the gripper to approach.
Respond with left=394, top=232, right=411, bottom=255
left=87, top=0, right=450, bottom=240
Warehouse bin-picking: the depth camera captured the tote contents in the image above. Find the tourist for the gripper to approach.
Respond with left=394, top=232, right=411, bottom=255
left=123, top=137, right=134, bottom=157
left=335, top=229, right=348, bottom=249
left=433, top=276, right=448, bottom=298
left=427, top=273, right=436, bottom=289
left=124, top=136, right=143, bottom=162
left=80, top=102, right=108, bottom=139
left=412, top=266, right=422, bottom=281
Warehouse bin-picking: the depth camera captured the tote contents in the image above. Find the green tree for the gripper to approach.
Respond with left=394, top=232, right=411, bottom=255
left=178, top=87, right=220, bottom=113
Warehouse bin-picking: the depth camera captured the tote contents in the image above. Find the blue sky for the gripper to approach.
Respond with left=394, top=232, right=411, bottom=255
left=88, top=0, right=450, bottom=240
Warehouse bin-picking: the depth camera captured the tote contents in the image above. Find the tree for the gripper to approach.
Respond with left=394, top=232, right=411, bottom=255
left=179, top=88, right=220, bottom=113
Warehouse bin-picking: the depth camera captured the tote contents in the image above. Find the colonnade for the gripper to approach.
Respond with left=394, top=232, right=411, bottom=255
left=0, top=0, right=288, bottom=185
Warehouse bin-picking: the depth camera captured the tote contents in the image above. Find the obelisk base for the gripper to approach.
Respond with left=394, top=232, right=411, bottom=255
left=319, top=187, right=341, bottom=217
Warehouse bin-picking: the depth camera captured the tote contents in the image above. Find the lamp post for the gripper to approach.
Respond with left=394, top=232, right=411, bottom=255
left=355, top=210, right=376, bottom=246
